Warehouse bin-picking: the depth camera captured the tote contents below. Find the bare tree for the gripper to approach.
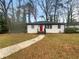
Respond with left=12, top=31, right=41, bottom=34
left=0, top=0, right=12, bottom=32
left=53, top=0, right=64, bottom=23
left=29, top=0, right=37, bottom=22
left=36, top=0, right=64, bottom=23
left=36, top=0, right=54, bottom=21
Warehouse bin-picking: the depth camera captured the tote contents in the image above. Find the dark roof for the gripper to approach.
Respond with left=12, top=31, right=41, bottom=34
left=26, top=21, right=65, bottom=25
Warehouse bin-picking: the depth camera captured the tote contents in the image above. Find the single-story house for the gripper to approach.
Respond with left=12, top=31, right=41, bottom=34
left=26, top=21, right=65, bottom=33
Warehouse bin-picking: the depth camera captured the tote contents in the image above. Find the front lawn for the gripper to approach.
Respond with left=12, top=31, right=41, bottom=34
left=0, top=33, right=37, bottom=48
left=4, top=34, right=79, bottom=59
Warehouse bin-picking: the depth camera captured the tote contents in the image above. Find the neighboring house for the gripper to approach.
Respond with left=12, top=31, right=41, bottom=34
left=27, top=21, right=65, bottom=33
left=66, top=22, right=79, bottom=28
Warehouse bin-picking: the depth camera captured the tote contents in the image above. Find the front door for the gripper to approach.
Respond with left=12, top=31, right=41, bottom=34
left=40, top=25, right=43, bottom=32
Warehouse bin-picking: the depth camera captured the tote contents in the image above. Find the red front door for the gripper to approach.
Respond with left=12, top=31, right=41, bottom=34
left=40, top=25, right=43, bottom=32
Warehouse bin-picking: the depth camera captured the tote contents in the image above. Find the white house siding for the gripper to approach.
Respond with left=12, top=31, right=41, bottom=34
left=59, top=25, right=65, bottom=33
left=75, top=26, right=79, bottom=28
left=27, top=25, right=38, bottom=33
left=27, top=25, right=65, bottom=33
left=46, top=25, right=64, bottom=33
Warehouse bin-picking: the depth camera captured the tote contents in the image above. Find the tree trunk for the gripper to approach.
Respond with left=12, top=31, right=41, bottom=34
left=45, top=12, right=48, bottom=21
left=54, top=0, right=58, bottom=23
left=23, top=8, right=27, bottom=32
left=28, top=9, right=31, bottom=23
left=54, top=8, right=57, bottom=23
left=4, top=10, right=10, bottom=32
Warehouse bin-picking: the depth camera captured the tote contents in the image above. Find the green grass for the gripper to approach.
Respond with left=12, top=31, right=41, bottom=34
left=0, top=33, right=37, bottom=48
left=4, top=34, right=79, bottom=59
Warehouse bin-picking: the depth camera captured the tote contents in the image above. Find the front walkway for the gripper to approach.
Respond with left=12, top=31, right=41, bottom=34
left=0, top=35, right=45, bottom=59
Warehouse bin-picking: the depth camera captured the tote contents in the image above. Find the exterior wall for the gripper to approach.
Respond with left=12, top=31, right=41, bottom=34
left=60, top=25, right=65, bottom=33
left=46, top=25, right=64, bottom=33
left=66, top=25, right=79, bottom=28
left=27, top=25, right=65, bottom=33
left=75, top=26, right=79, bottom=28
left=27, top=25, right=38, bottom=33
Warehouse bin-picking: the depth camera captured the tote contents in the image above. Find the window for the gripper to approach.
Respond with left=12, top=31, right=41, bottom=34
left=31, top=25, right=34, bottom=28
left=58, top=25, right=61, bottom=29
left=50, top=25, right=52, bottom=29
left=46, top=25, right=52, bottom=29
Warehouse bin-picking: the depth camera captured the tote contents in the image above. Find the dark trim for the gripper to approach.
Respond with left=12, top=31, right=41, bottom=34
left=26, top=21, right=79, bottom=25
left=26, top=21, right=65, bottom=25
left=26, top=23, right=65, bottom=25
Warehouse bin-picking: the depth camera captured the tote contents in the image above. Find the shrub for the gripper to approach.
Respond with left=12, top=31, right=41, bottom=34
left=64, top=27, right=79, bottom=33
left=0, top=21, right=8, bottom=34
left=0, top=26, right=8, bottom=34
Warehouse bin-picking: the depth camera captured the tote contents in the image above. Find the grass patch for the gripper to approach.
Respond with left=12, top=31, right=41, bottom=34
left=0, top=33, right=37, bottom=48
left=4, top=34, right=79, bottom=59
